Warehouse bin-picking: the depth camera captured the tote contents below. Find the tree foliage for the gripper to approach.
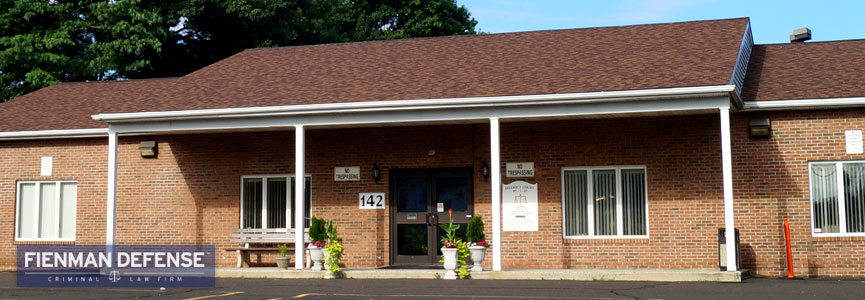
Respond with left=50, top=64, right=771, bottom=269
left=0, top=0, right=477, bottom=102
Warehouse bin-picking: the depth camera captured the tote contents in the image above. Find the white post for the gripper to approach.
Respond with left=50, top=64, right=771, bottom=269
left=490, top=117, right=502, bottom=271
left=720, top=108, right=737, bottom=271
left=106, top=128, right=118, bottom=268
left=294, top=125, right=305, bottom=270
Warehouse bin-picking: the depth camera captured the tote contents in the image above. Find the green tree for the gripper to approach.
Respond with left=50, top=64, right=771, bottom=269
left=0, top=0, right=477, bottom=102
left=0, top=0, right=164, bottom=101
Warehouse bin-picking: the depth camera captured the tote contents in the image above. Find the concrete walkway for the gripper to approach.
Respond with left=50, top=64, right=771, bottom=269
left=216, top=267, right=745, bottom=282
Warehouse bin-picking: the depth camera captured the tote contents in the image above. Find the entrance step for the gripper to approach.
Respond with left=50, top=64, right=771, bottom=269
left=216, top=268, right=746, bottom=282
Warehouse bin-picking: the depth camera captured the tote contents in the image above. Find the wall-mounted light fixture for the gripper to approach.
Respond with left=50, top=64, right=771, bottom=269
left=139, top=141, right=158, bottom=158
left=481, top=161, right=490, bottom=181
left=748, top=118, right=771, bottom=138
left=372, top=164, right=381, bottom=183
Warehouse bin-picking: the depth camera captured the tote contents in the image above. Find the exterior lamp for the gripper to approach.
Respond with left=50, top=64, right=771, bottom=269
left=139, top=141, right=158, bottom=158
left=372, top=164, right=381, bottom=183
left=482, top=161, right=490, bottom=181
left=748, top=118, right=771, bottom=138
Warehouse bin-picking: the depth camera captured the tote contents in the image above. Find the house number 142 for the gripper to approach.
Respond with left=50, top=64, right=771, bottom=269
left=359, top=193, right=386, bottom=209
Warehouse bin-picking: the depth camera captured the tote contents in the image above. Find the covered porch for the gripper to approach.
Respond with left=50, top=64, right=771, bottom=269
left=94, top=86, right=743, bottom=273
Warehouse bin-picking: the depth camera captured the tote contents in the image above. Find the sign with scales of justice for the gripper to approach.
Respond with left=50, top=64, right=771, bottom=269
left=502, top=181, right=538, bottom=231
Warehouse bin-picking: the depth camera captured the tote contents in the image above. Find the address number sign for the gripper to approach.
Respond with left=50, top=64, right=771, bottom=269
left=359, top=193, right=386, bottom=209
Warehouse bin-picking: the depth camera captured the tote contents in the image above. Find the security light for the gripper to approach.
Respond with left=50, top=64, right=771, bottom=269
left=139, top=141, right=158, bottom=158
left=748, top=118, right=771, bottom=138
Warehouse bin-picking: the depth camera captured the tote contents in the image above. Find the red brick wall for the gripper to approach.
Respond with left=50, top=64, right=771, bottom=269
left=497, top=116, right=725, bottom=269
left=733, top=108, right=865, bottom=277
left=1, top=109, right=864, bottom=277
left=0, top=138, right=107, bottom=271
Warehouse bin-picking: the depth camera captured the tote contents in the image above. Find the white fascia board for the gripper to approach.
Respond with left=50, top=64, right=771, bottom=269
left=93, top=85, right=738, bottom=123
left=743, top=97, right=865, bottom=110
left=110, top=96, right=731, bottom=134
left=0, top=128, right=108, bottom=140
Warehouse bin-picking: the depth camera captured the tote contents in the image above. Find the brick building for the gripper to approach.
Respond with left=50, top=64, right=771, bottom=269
left=3, top=17, right=865, bottom=277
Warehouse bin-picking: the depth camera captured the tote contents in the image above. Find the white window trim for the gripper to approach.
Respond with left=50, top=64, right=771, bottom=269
left=239, top=174, right=311, bottom=231
left=808, top=161, right=865, bottom=237
left=15, top=180, right=77, bottom=242
left=561, top=165, right=649, bottom=239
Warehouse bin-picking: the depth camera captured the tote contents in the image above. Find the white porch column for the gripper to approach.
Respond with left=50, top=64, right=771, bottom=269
left=720, top=108, right=737, bottom=271
left=490, top=117, right=502, bottom=271
left=294, top=125, right=306, bottom=269
left=106, top=128, right=118, bottom=267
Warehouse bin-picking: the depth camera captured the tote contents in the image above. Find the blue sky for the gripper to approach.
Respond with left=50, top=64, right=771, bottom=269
left=459, top=0, right=865, bottom=44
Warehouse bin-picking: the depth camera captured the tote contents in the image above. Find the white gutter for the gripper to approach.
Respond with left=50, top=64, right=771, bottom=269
left=0, top=128, right=108, bottom=140
left=92, top=85, right=738, bottom=123
left=743, top=97, right=865, bottom=110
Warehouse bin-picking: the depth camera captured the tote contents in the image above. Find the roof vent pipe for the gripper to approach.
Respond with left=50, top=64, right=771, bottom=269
left=790, top=27, right=811, bottom=43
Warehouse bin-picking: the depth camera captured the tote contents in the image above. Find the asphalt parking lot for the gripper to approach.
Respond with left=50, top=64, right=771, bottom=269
left=2, top=272, right=865, bottom=299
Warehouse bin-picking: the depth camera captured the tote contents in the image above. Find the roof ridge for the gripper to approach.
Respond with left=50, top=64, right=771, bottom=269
left=51, top=77, right=177, bottom=87
left=756, top=38, right=865, bottom=46
left=243, top=17, right=751, bottom=53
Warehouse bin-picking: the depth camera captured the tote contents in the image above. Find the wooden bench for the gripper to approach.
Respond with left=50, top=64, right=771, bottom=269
left=226, top=228, right=310, bottom=268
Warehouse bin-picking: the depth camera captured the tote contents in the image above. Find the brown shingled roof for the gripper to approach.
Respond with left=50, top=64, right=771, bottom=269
left=742, top=40, right=865, bottom=101
left=109, top=17, right=750, bottom=113
left=0, top=78, right=175, bottom=132
left=1, top=18, right=750, bottom=132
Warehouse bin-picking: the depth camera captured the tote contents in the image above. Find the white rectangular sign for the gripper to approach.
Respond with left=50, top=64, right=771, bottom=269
left=40, top=157, right=53, bottom=176
left=506, top=162, right=534, bottom=177
left=335, top=166, right=361, bottom=181
left=502, top=181, right=538, bottom=231
left=359, top=193, right=386, bottom=209
left=846, top=130, right=863, bottom=154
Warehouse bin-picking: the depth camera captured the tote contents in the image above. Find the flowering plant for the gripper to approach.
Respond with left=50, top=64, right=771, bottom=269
left=468, top=240, right=489, bottom=247
left=438, top=209, right=460, bottom=248
left=308, top=241, right=326, bottom=248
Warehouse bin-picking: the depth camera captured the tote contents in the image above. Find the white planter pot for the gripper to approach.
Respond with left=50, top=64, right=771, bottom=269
left=469, top=246, right=487, bottom=272
left=308, top=246, right=324, bottom=270
left=441, top=247, right=458, bottom=280
left=276, top=257, right=290, bottom=269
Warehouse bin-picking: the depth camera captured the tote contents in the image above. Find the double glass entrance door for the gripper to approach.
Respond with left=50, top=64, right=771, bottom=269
left=391, top=169, right=472, bottom=266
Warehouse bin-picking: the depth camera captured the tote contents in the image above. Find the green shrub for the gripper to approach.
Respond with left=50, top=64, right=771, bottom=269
left=309, top=217, right=327, bottom=243
left=278, top=244, right=289, bottom=257
left=467, top=216, right=485, bottom=243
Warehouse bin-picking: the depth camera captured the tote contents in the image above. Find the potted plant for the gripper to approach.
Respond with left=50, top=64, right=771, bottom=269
left=438, top=209, right=470, bottom=279
left=466, top=215, right=489, bottom=272
left=276, top=244, right=290, bottom=269
left=307, top=217, right=327, bottom=270
left=323, top=219, right=343, bottom=279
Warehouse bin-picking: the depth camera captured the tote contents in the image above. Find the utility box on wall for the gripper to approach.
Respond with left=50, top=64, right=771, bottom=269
left=718, top=228, right=741, bottom=271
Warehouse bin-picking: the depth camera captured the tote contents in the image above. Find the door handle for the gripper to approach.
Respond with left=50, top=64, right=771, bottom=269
left=430, top=213, right=438, bottom=227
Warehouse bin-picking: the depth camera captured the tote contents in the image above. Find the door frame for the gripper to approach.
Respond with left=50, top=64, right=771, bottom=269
left=388, top=168, right=474, bottom=266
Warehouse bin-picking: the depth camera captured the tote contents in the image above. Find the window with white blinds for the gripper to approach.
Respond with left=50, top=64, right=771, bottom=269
left=241, top=175, right=310, bottom=229
left=809, top=161, right=865, bottom=236
left=16, top=181, right=77, bottom=241
left=562, top=167, right=647, bottom=238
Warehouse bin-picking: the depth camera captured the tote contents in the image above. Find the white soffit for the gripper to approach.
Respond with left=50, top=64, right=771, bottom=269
left=0, top=128, right=108, bottom=140
left=743, top=97, right=865, bottom=110
left=93, top=85, right=738, bottom=123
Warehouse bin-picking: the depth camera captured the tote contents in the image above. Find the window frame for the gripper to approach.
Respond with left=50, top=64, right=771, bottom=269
left=239, top=174, right=311, bottom=231
left=15, top=180, right=77, bottom=242
left=808, top=160, right=865, bottom=237
left=560, top=165, right=649, bottom=239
